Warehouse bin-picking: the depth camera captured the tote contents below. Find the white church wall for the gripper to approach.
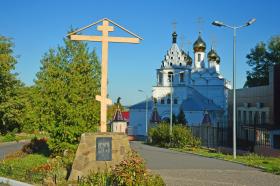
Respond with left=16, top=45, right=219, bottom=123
left=129, top=109, right=149, bottom=136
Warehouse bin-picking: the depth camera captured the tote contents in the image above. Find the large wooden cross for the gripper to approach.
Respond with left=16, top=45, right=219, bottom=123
left=68, top=18, right=142, bottom=132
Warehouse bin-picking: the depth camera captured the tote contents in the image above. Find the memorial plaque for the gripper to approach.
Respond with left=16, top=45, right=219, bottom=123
left=96, top=137, right=112, bottom=161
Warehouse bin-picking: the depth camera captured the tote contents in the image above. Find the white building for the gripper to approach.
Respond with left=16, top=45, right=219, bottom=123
left=129, top=32, right=231, bottom=138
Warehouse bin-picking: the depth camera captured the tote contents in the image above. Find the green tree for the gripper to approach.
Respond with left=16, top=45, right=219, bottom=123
left=245, top=35, right=280, bottom=87
left=35, top=36, right=101, bottom=154
left=0, top=35, right=24, bottom=134
left=177, top=108, right=187, bottom=125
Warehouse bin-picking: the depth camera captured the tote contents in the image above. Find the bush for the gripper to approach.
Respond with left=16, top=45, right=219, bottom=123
left=148, top=122, right=201, bottom=148
left=79, top=151, right=165, bottom=186
left=22, top=137, right=51, bottom=156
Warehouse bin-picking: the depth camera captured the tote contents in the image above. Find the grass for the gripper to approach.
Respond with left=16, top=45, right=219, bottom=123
left=171, top=146, right=280, bottom=175
left=0, top=132, right=48, bottom=143
left=0, top=152, right=49, bottom=184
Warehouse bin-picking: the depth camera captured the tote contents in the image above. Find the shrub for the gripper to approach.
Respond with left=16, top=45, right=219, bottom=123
left=22, top=137, right=51, bottom=156
left=1, top=132, right=17, bottom=142
left=148, top=122, right=201, bottom=148
left=148, top=122, right=171, bottom=147
left=79, top=151, right=165, bottom=186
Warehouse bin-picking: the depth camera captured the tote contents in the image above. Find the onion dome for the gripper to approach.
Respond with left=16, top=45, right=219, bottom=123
left=207, top=48, right=218, bottom=61
left=172, top=32, right=177, bottom=43
left=193, top=32, right=206, bottom=52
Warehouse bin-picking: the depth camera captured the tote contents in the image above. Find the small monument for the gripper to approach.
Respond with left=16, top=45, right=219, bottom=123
left=67, top=18, right=142, bottom=181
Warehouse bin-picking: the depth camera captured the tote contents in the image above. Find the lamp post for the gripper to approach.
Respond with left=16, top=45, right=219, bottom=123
left=212, top=18, right=256, bottom=159
left=138, top=90, right=148, bottom=137
left=167, top=70, right=186, bottom=136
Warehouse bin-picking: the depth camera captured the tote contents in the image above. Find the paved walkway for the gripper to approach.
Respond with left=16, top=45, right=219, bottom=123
left=131, top=141, right=280, bottom=186
left=0, top=140, right=29, bottom=159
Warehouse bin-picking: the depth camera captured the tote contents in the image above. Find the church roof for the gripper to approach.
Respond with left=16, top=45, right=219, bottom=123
left=181, top=87, right=222, bottom=111
left=201, top=111, right=211, bottom=126
left=129, top=100, right=153, bottom=110
left=112, top=107, right=125, bottom=121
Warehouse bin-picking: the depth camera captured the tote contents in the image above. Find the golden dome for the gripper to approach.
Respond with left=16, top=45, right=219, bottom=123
left=193, top=32, right=206, bottom=52
left=207, top=48, right=218, bottom=61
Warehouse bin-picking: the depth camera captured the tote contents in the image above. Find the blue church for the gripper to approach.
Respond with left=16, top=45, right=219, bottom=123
left=129, top=32, right=231, bottom=138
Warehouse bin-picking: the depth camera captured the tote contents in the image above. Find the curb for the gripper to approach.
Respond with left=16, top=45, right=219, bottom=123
left=169, top=148, right=266, bottom=171
left=0, top=177, right=33, bottom=186
left=0, top=140, right=30, bottom=147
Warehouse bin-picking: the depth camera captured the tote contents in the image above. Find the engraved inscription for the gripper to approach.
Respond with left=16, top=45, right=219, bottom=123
left=96, top=137, right=112, bottom=161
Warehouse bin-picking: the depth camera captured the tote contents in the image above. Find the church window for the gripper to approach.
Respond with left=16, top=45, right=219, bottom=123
left=171, top=57, right=173, bottom=59
left=261, top=112, right=266, bottom=124
left=161, top=99, right=165, bottom=104
left=180, top=72, right=184, bottom=82
left=238, top=110, right=241, bottom=124
left=249, top=111, right=253, bottom=125
left=170, top=63, right=173, bottom=66
left=198, top=53, right=201, bottom=61
left=254, top=112, right=260, bottom=125
left=243, top=111, right=247, bottom=124
left=174, top=98, right=178, bottom=104
left=167, top=98, right=171, bottom=104
left=159, top=73, right=163, bottom=84
left=168, top=72, right=173, bottom=82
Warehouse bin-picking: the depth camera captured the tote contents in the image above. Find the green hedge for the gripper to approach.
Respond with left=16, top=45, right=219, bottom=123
left=148, top=123, right=201, bottom=148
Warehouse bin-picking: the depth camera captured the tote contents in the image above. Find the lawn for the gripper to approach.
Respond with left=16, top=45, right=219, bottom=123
left=0, top=152, right=49, bottom=184
left=0, top=132, right=48, bottom=143
left=171, top=147, right=280, bottom=175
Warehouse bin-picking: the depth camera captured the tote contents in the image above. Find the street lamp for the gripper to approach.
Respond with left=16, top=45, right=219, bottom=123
left=212, top=18, right=256, bottom=159
left=138, top=89, right=148, bottom=137
left=164, top=70, right=186, bottom=136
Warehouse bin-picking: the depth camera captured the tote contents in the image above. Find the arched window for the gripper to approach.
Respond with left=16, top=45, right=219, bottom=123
left=161, top=99, right=165, bottom=104
left=198, top=53, right=201, bottom=61
left=167, top=98, right=171, bottom=104
left=180, top=72, right=184, bottom=82
left=254, top=112, right=260, bottom=125
left=261, top=112, right=266, bottom=124
left=174, top=98, right=178, bottom=104
left=168, top=72, right=173, bottom=82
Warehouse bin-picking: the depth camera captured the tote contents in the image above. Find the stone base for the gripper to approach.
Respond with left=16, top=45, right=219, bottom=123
left=68, top=132, right=131, bottom=181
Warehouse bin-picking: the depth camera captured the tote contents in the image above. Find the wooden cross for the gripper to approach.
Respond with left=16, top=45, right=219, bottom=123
left=68, top=18, right=142, bottom=132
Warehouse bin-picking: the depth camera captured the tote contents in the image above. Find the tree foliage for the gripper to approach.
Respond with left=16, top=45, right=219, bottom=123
left=177, top=108, right=187, bottom=125
left=245, top=35, right=280, bottom=87
left=0, top=35, right=24, bottom=134
left=35, top=37, right=101, bottom=154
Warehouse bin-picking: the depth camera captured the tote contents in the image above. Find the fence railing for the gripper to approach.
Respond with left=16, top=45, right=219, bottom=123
left=188, top=126, right=229, bottom=148
left=188, top=125, right=274, bottom=152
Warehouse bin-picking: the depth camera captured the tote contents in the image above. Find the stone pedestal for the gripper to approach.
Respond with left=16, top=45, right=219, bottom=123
left=68, top=132, right=130, bottom=181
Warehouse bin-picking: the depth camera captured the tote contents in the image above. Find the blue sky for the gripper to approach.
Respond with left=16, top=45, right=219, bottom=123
left=1, top=0, right=280, bottom=106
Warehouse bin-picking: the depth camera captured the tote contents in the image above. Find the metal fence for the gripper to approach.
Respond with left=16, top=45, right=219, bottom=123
left=188, top=126, right=229, bottom=148
left=188, top=125, right=274, bottom=152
